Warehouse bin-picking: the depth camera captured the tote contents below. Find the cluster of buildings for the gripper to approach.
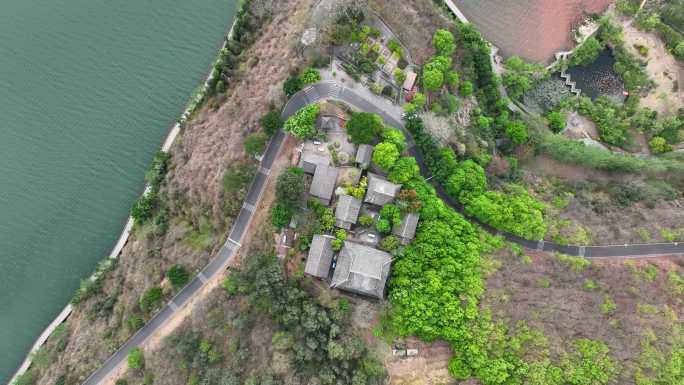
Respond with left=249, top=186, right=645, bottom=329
left=293, top=115, right=420, bottom=300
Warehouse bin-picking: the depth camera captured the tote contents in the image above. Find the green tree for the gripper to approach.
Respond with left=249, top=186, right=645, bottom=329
left=283, top=104, right=320, bottom=139
left=546, top=111, right=566, bottom=133
left=372, top=142, right=400, bottom=170
left=505, top=120, right=529, bottom=145
left=444, top=160, right=487, bottom=203
left=382, top=127, right=407, bottom=151
left=166, top=265, right=189, bottom=289
left=276, top=167, right=305, bottom=208
left=388, top=157, right=420, bottom=184
left=260, top=110, right=282, bottom=136
left=127, top=347, right=145, bottom=370
left=423, top=69, right=444, bottom=91
left=570, top=37, right=604, bottom=66
left=562, top=339, right=619, bottom=385
left=433, top=29, right=456, bottom=56
left=394, top=68, right=407, bottom=83
left=425, top=55, right=452, bottom=73
left=243, top=132, right=268, bottom=156
left=413, top=92, right=426, bottom=106
left=460, top=80, right=473, bottom=97
left=446, top=71, right=460, bottom=88
left=376, top=218, right=391, bottom=234
left=346, top=112, right=384, bottom=144
left=283, top=75, right=303, bottom=97
left=271, top=204, right=292, bottom=229
left=299, top=68, right=321, bottom=84
left=380, top=204, right=402, bottom=226
left=649, top=136, right=672, bottom=153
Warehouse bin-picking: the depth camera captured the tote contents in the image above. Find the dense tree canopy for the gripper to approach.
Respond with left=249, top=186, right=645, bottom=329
left=388, top=156, right=421, bottom=184
left=433, top=29, right=456, bottom=56
left=283, top=104, right=320, bottom=139
left=381, top=127, right=407, bottom=151
left=423, top=69, right=444, bottom=91
left=346, top=112, right=384, bottom=144
left=372, top=142, right=400, bottom=171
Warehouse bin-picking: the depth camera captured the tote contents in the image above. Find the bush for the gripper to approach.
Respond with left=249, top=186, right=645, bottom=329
left=131, top=193, right=157, bottom=225
left=243, top=132, right=268, bottom=156
left=166, top=265, right=190, bottom=289
left=299, top=68, right=321, bottom=84
left=145, top=151, right=170, bottom=192
left=649, top=136, right=672, bottom=153
left=394, top=68, right=407, bottom=83
left=570, top=37, right=604, bottom=66
left=546, top=111, right=566, bottom=133
left=422, top=69, right=444, bottom=91
left=433, top=29, right=456, bottom=56
left=372, top=142, right=400, bottom=171
left=283, top=104, right=320, bottom=139
left=380, top=235, right=400, bottom=252
left=283, top=75, right=303, bottom=97
left=139, top=287, right=163, bottom=313
left=460, top=81, right=473, bottom=97
left=127, top=347, right=145, bottom=370
left=260, top=110, right=282, bottom=136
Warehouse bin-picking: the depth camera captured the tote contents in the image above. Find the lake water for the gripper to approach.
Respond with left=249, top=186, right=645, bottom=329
left=0, top=0, right=236, bottom=381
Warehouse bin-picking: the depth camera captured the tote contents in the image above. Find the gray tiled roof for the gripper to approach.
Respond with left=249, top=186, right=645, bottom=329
left=310, top=164, right=339, bottom=205
left=355, top=144, right=374, bottom=169
left=335, top=195, right=362, bottom=230
left=330, top=241, right=392, bottom=299
left=305, top=235, right=334, bottom=279
left=364, top=173, right=400, bottom=206
left=392, top=212, right=420, bottom=245
left=298, top=150, right=330, bottom=174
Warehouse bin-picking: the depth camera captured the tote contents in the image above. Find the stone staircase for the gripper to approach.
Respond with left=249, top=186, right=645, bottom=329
left=560, top=66, right=582, bottom=97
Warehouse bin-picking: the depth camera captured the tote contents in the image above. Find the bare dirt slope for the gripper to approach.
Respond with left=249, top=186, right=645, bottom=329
left=29, top=0, right=313, bottom=383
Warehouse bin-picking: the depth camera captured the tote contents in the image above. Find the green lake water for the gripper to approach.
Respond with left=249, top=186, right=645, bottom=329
left=0, top=0, right=236, bottom=380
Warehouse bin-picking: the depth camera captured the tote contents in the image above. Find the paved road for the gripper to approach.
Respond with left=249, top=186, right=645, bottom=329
left=285, top=81, right=684, bottom=258
left=82, top=79, right=682, bottom=385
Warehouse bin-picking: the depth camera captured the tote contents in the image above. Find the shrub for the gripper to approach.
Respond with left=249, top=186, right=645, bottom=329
left=389, top=157, right=420, bottom=184
left=145, top=151, right=170, bottom=192
left=562, top=339, right=619, bottom=385
left=127, top=347, right=145, bottom=370
left=346, top=112, right=384, bottom=144
left=271, top=204, right=292, bottom=229
left=413, top=92, right=426, bottom=106
left=131, top=193, right=157, bottom=225
left=260, top=110, right=282, bottom=136
left=372, top=142, right=400, bottom=170
left=465, top=187, right=546, bottom=240
left=570, top=37, right=604, bottom=66
left=283, top=75, right=303, bottom=97
left=299, top=68, right=321, bottom=84
left=649, top=136, right=672, bottom=153
left=460, top=81, right=473, bottom=97
left=359, top=215, right=374, bottom=227
left=422, top=69, right=444, bottom=91
left=382, top=127, right=407, bottom=151
left=394, top=68, right=407, bottom=83
left=243, top=132, right=268, bottom=156
left=379, top=204, right=402, bottom=227
left=166, top=265, right=190, bottom=289
left=381, top=235, right=400, bottom=252
left=505, top=120, right=529, bottom=146
left=139, top=287, right=163, bottom=313
left=546, top=111, right=567, bottom=133
left=375, top=218, right=391, bottom=234
left=283, top=104, right=320, bottom=139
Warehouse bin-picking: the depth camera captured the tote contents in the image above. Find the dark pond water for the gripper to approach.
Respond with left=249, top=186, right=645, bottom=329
left=567, top=49, right=625, bottom=101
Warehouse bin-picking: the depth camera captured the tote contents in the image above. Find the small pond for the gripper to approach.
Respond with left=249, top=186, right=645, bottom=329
left=566, top=49, right=625, bottom=102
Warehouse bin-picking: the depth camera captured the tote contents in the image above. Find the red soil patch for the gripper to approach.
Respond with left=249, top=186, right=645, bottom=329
left=455, top=0, right=612, bottom=63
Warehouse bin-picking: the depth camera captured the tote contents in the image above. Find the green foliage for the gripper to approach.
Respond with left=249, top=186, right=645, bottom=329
left=271, top=204, right=292, bottom=229
left=505, top=119, right=529, bottom=146
left=422, top=69, right=444, bottom=91
left=243, top=131, right=268, bottom=156
left=131, top=193, right=157, bottom=225
left=222, top=162, right=257, bottom=216
left=345, top=176, right=367, bottom=200
left=127, top=347, right=145, bottom=370
left=502, top=56, right=542, bottom=99
left=375, top=218, right=391, bottom=234
left=403, top=102, right=416, bottom=113
left=445, top=71, right=460, bottom=89
left=166, top=265, right=190, bottom=289
left=260, top=110, right=282, bottom=136
left=283, top=104, right=320, bottom=139
left=388, top=157, right=421, bottom=184
left=465, top=185, right=546, bottom=240
left=379, top=204, right=402, bottom=227
left=668, top=270, right=684, bottom=295
left=546, top=111, right=566, bottom=133
left=359, top=215, right=374, bottom=227
left=231, top=253, right=387, bottom=384
left=382, top=127, right=407, bottom=151
left=380, top=235, right=400, bottom=252
left=570, top=37, right=604, bottom=66
left=300, top=68, right=321, bottom=84
left=276, top=168, right=304, bottom=208
left=394, top=68, right=407, bottom=84
left=444, top=159, right=487, bottom=203
left=372, top=142, right=400, bottom=171
left=557, top=253, right=590, bottom=272
left=346, top=112, right=384, bottom=144
left=561, top=339, right=619, bottom=385
left=145, top=151, right=170, bottom=192
left=283, top=75, right=303, bottom=97
left=433, top=29, right=456, bottom=56
left=139, top=287, right=163, bottom=313
left=649, top=136, right=672, bottom=153
left=460, top=80, right=473, bottom=97
left=413, top=92, right=426, bottom=106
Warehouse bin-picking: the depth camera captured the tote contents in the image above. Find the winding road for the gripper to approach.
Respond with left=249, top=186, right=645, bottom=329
left=80, top=80, right=682, bottom=385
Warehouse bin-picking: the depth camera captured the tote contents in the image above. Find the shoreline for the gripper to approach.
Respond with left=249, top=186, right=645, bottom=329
left=7, top=15, right=238, bottom=385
